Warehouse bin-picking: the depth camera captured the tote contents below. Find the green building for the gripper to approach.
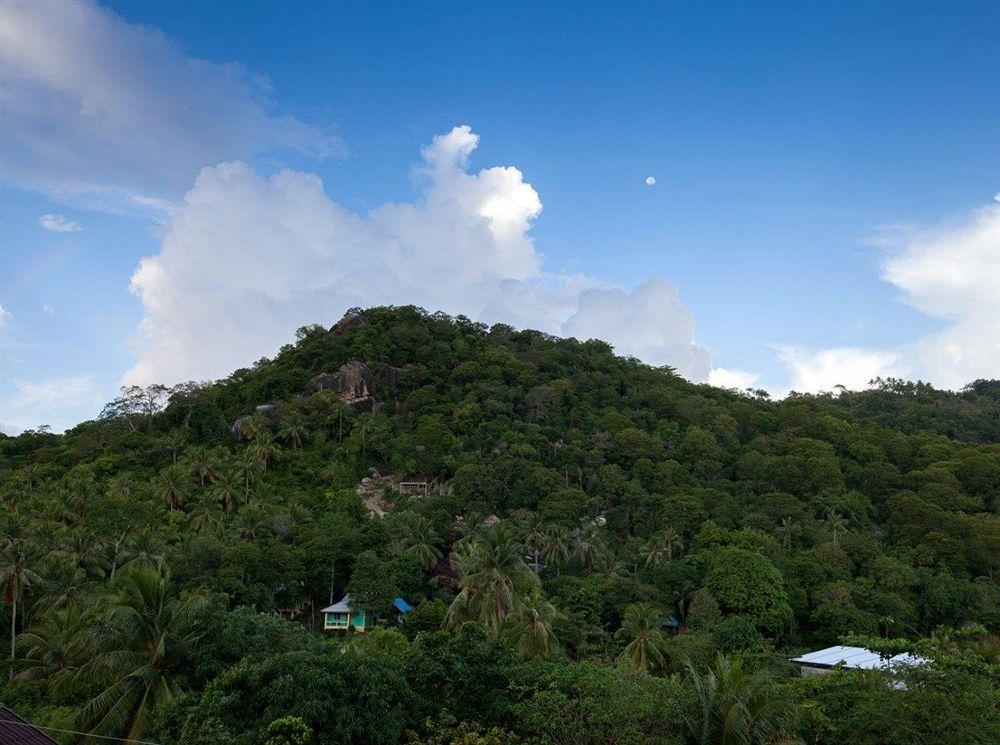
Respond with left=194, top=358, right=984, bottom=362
left=320, top=595, right=371, bottom=631
left=320, top=594, right=413, bottom=631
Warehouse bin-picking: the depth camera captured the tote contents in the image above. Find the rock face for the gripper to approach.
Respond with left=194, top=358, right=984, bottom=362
left=231, top=403, right=284, bottom=438
left=329, top=311, right=367, bottom=336
left=312, top=360, right=373, bottom=405
left=311, top=360, right=403, bottom=410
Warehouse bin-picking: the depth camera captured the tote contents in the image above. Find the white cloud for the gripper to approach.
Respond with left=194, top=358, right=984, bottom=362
left=1, top=375, right=102, bottom=434
left=0, top=0, right=341, bottom=212
left=125, top=126, right=711, bottom=386
left=775, top=202, right=999, bottom=394
left=709, top=367, right=761, bottom=390
left=42, top=304, right=55, bottom=316
left=879, top=203, right=999, bottom=389
left=0, top=305, right=11, bottom=329
left=775, top=345, right=904, bottom=394
left=39, top=213, right=82, bottom=233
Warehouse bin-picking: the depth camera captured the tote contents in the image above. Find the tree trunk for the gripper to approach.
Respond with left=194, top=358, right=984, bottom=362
left=9, top=595, right=16, bottom=682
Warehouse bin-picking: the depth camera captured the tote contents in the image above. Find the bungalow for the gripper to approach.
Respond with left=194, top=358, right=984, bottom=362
left=320, top=594, right=413, bottom=631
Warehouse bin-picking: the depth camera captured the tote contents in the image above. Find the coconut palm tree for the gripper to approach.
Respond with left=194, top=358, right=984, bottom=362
left=154, top=465, right=189, bottom=512
left=277, top=416, right=308, bottom=451
left=79, top=562, right=207, bottom=740
left=616, top=602, right=668, bottom=674
left=644, top=527, right=684, bottom=566
left=825, top=508, right=847, bottom=546
left=235, top=453, right=263, bottom=501
left=574, top=522, right=605, bottom=570
left=506, top=594, right=560, bottom=660
left=780, top=517, right=797, bottom=551
left=248, top=436, right=280, bottom=470
left=686, top=653, right=798, bottom=745
left=184, top=445, right=220, bottom=488
left=1, top=518, right=42, bottom=681
left=9, top=602, right=89, bottom=696
left=445, top=523, right=538, bottom=637
left=186, top=494, right=223, bottom=536
left=211, top=466, right=243, bottom=514
left=518, top=512, right=546, bottom=560
left=118, top=530, right=165, bottom=574
left=541, top=525, right=571, bottom=576
left=35, top=560, right=89, bottom=611
left=400, top=514, right=443, bottom=569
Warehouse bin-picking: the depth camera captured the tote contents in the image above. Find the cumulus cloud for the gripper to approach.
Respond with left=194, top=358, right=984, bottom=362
left=0, top=0, right=341, bottom=212
left=126, top=125, right=710, bottom=386
left=708, top=367, right=761, bottom=391
left=775, top=346, right=904, bottom=394
left=776, top=201, right=999, bottom=393
left=39, top=214, right=82, bottom=233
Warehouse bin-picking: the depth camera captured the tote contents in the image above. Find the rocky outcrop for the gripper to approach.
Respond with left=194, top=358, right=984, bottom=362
left=312, top=360, right=373, bottom=406
left=231, top=403, right=283, bottom=438
left=311, top=360, right=403, bottom=411
left=329, top=311, right=367, bottom=336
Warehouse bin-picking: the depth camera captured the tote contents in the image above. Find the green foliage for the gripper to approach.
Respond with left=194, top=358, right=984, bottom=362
left=1, top=305, right=998, bottom=743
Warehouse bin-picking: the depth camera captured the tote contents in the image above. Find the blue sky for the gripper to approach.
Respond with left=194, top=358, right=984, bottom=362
left=1, top=0, right=998, bottom=433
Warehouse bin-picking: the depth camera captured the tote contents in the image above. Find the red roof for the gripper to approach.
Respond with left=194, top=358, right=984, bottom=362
left=0, top=706, right=59, bottom=744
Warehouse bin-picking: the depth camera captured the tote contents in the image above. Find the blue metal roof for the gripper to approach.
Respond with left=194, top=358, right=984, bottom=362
left=393, top=597, right=413, bottom=613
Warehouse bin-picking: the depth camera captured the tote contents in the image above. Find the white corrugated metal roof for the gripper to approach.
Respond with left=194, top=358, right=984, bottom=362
left=792, top=645, right=927, bottom=671
left=320, top=595, right=352, bottom=614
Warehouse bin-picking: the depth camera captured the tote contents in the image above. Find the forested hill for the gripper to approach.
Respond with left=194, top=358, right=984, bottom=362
left=2, top=305, right=998, bottom=745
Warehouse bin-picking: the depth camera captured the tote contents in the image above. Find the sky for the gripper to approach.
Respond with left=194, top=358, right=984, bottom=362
left=1, top=0, right=998, bottom=433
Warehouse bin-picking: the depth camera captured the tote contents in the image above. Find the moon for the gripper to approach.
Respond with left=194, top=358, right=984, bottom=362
left=645, top=176, right=656, bottom=186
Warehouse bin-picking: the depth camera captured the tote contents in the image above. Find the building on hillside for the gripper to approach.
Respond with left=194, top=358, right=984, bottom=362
left=0, top=705, right=59, bottom=744
left=663, top=616, right=686, bottom=634
left=321, top=594, right=413, bottom=631
left=791, top=645, right=927, bottom=677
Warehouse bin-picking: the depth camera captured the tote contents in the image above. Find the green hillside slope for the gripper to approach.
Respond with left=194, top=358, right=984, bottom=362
left=2, top=306, right=998, bottom=744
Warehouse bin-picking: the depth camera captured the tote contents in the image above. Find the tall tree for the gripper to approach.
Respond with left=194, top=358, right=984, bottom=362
left=79, top=562, right=207, bottom=740
left=616, top=603, right=668, bottom=674
left=445, top=523, right=538, bottom=637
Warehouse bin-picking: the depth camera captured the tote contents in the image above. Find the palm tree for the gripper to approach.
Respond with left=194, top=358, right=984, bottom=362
left=445, top=523, right=538, bottom=637
left=277, top=416, right=308, bottom=451
left=236, top=412, right=268, bottom=441
left=184, top=445, right=220, bottom=487
left=616, top=603, right=668, bottom=674
left=235, top=454, right=263, bottom=501
left=248, top=437, right=280, bottom=470
left=644, top=527, right=684, bottom=566
left=118, top=530, right=165, bottom=574
left=506, top=594, right=559, bottom=660
left=574, top=523, right=604, bottom=570
left=186, top=494, right=223, bottom=536
left=686, top=653, right=797, bottom=745
left=825, top=508, right=847, bottom=546
left=79, top=562, right=207, bottom=740
left=520, top=514, right=546, bottom=572
left=35, top=560, right=89, bottom=611
left=541, top=525, right=571, bottom=576
left=211, top=466, right=242, bottom=514
left=1, top=518, right=42, bottom=681
left=154, top=465, right=189, bottom=512
left=8, top=602, right=89, bottom=696
left=400, top=514, right=443, bottom=569
left=780, top=517, right=797, bottom=551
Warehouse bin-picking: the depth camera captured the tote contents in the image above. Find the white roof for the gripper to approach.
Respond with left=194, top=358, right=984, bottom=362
left=320, top=595, right=352, bottom=614
left=792, top=645, right=927, bottom=671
